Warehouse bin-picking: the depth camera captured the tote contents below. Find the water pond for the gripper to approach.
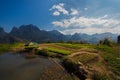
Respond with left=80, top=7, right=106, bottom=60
left=0, top=53, right=63, bottom=80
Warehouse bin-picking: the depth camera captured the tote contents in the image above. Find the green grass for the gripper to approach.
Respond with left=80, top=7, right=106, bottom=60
left=36, top=49, right=57, bottom=57
left=45, top=47, right=70, bottom=55
left=0, top=43, right=24, bottom=54
left=95, top=45, right=120, bottom=75
left=56, top=43, right=93, bottom=49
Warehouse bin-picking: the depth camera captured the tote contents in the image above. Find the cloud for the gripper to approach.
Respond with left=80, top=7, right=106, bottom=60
left=50, top=3, right=69, bottom=16
left=52, top=16, right=120, bottom=34
left=100, top=14, right=108, bottom=19
left=61, top=26, right=120, bottom=35
left=52, top=16, right=120, bottom=28
left=84, top=8, right=88, bottom=11
left=70, top=8, right=79, bottom=15
left=53, top=11, right=60, bottom=16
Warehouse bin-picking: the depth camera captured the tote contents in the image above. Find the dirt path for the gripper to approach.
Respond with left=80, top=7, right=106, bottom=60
left=68, top=51, right=98, bottom=58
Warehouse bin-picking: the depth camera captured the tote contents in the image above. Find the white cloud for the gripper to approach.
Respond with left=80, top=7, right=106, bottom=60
left=100, top=14, right=108, bottom=19
left=84, top=8, right=88, bottom=11
left=50, top=3, right=69, bottom=16
left=70, top=8, right=79, bottom=15
left=53, top=11, right=60, bottom=16
left=61, top=26, right=120, bottom=35
left=52, top=16, right=120, bottom=34
left=52, top=16, right=120, bottom=28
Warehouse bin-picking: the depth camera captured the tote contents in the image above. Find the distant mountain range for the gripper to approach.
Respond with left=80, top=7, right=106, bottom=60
left=0, top=24, right=119, bottom=44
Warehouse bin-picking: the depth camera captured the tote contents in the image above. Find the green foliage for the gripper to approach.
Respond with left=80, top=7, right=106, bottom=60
left=45, top=47, right=70, bottom=55
left=99, top=38, right=113, bottom=46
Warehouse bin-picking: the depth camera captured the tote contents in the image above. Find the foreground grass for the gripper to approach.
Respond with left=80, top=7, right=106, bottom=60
left=95, top=45, right=120, bottom=75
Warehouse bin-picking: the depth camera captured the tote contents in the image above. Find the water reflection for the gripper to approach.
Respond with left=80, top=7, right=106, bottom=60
left=0, top=53, right=54, bottom=80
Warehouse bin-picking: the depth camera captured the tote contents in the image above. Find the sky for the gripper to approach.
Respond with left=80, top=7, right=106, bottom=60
left=0, top=0, right=120, bottom=34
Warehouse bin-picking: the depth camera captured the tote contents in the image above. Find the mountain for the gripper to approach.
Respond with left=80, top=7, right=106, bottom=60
left=0, top=27, right=22, bottom=43
left=0, top=24, right=119, bottom=43
left=10, top=24, right=67, bottom=43
left=70, top=32, right=118, bottom=43
left=0, top=27, right=7, bottom=37
left=10, top=24, right=42, bottom=42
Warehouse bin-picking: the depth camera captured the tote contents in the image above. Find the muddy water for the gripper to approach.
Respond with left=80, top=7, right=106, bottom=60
left=0, top=53, right=56, bottom=80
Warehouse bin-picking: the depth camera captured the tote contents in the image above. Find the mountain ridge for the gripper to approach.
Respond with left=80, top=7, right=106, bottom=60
left=0, top=24, right=118, bottom=43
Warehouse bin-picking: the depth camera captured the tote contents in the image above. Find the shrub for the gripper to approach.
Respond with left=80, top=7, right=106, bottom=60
left=99, top=38, right=113, bottom=46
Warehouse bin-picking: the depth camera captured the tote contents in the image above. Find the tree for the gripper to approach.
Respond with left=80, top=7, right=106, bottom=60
left=99, top=38, right=113, bottom=46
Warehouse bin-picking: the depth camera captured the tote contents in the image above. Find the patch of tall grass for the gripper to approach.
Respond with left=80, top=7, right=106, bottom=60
left=45, top=47, right=70, bottom=55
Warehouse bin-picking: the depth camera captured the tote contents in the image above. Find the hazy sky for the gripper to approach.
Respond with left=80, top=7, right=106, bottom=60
left=0, top=0, right=120, bottom=34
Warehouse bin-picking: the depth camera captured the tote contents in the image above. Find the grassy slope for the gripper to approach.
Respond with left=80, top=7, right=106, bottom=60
left=54, top=43, right=120, bottom=79
left=95, top=45, right=120, bottom=75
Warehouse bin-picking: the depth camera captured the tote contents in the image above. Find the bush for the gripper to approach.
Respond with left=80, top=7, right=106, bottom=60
left=99, top=38, right=113, bottom=46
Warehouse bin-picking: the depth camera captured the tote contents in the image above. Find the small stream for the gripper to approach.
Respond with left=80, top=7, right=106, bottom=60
left=0, top=52, right=58, bottom=80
